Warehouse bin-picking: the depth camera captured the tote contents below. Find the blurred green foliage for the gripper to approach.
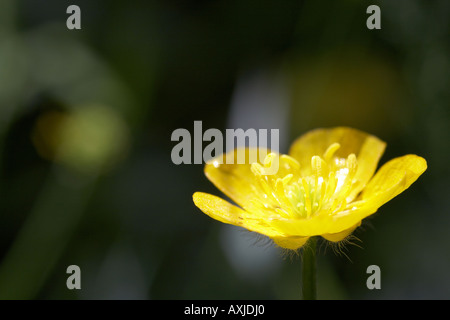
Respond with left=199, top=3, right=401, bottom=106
left=0, top=0, right=448, bottom=299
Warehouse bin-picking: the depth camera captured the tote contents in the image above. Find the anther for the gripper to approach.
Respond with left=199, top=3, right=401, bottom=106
left=282, top=174, right=293, bottom=186
left=264, top=153, right=277, bottom=168
left=324, top=143, right=341, bottom=161
left=311, top=155, right=325, bottom=177
left=347, top=153, right=357, bottom=172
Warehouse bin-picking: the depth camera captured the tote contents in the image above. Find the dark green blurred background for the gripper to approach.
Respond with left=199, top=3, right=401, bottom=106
left=0, top=0, right=448, bottom=299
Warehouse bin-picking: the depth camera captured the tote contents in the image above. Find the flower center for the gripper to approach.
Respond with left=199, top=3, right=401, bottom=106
left=250, top=143, right=359, bottom=219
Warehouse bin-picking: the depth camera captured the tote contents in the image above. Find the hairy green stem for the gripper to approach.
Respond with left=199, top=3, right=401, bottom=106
left=302, top=237, right=317, bottom=300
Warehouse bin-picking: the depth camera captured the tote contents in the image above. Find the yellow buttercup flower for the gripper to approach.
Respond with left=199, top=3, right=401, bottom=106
left=193, top=127, right=427, bottom=250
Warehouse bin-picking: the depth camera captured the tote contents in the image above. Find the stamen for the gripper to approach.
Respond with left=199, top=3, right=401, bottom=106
left=311, top=156, right=324, bottom=177
left=301, top=178, right=312, bottom=217
left=249, top=144, right=361, bottom=221
left=274, top=179, right=296, bottom=217
left=263, top=153, right=277, bottom=168
left=347, top=153, right=357, bottom=173
left=288, top=181, right=305, bottom=217
left=324, top=171, right=337, bottom=201
left=324, top=143, right=340, bottom=161
left=282, top=174, right=293, bottom=186
left=251, top=162, right=265, bottom=176
left=252, top=163, right=277, bottom=204
left=280, top=155, right=300, bottom=171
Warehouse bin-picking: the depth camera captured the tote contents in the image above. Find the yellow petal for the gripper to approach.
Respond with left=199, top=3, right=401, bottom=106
left=192, top=192, right=283, bottom=238
left=204, top=148, right=301, bottom=211
left=321, top=221, right=361, bottom=242
left=289, top=127, right=386, bottom=200
left=204, top=148, right=266, bottom=209
left=268, top=155, right=426, bottom=236
left=269, top=215, right=332, bottom=237
left=272, top=236, right=309, bottom=250
left=320, top=154, right=427, bottom=234
left=361, top=154, right=427, bottom=204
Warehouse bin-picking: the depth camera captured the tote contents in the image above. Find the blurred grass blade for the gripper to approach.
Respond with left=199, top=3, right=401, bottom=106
left=0, top=169, right=97, bottom=299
